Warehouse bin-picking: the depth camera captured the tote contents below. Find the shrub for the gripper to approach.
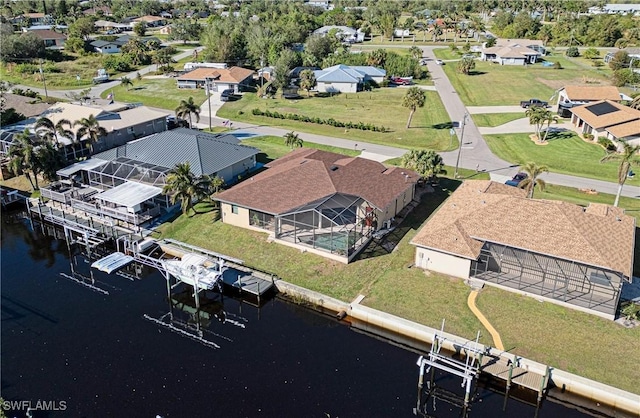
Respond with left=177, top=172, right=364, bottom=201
left=565, top=46, right=579, bottom=57
left=597, top=137, right=617, bottom=151
left=103, top=54, right=133, bottom=72
left=249, top=108, right=387, bottom=132
left=583, top=133, right=594, bottom=140
left=449, top=43, right=458, bottom=52
left=14, top=63, right=39, bottom=74
left=552, top=61, right=563, bottom=69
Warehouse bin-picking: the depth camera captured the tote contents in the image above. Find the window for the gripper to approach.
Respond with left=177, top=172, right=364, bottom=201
left=231, top=205, right=239, bottom=214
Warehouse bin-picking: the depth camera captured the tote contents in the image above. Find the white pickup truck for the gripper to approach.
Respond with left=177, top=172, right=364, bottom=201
left=92, top=69, right=109, bottom=84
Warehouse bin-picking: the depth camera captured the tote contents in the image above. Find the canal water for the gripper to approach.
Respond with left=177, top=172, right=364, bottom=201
left=0, top=215, right=622, bottom=417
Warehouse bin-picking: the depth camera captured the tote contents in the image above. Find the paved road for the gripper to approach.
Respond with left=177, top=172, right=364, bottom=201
left=478, top=120, right=575, bottom=135
left=16, top=45, right=638, bottom=199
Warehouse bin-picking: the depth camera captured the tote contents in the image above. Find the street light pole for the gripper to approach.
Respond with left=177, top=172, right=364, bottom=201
left=206, top=77, right=212, bottom=131
left=454, top=112, right=468, bottom=179
left=39, top=59, right=48, bottom=100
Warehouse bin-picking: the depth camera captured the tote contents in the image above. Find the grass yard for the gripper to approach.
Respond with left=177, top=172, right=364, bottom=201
left=433, top=48, right=465, bottom=60
left=239, top=136, right=360, bottom=163
left=157, top=177, right=640, bottom=394
left=484, top=132, right=640, bottom=187
left=442, top=53, right=612, bottom=106
left=471, top=113, right=527, bottom=127
left=100, top=77, right=206, bottom=110
left=218, top=88, right=455, bottom=151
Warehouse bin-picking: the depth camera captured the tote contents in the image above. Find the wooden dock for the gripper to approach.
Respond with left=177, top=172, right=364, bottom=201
left=481, top=354, right=547, bottom=392
left=221, top=271, right=274, bottom=298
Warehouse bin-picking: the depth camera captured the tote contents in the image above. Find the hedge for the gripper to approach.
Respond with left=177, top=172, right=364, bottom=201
left=251, top=108, right=388, bottom=132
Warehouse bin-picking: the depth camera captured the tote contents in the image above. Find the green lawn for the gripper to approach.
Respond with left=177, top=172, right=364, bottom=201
left=218, top=88, right=455, bottom=151
left=100, top=77, right=206, bottom=110
left=471, top=113, right=527, bottom=127
left=484, top=132, right=640, bottom=187
left=433, top=48, right=464, bottom=60
left=240, top=136, right=360, bottom=163
left=441, top=53, right=612, bottom=106
left=157, top=180, right=640, bottom=394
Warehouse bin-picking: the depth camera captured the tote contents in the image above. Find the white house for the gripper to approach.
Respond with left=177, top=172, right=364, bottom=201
left=312, top=25, right=365, bottom=43
left=588, top=3, right=640, bottom=15
left=481, top=43, right=541, bottom=65
left=90, top=39, right=123, bottom=54
left=314, top=65, right=386, bottom=93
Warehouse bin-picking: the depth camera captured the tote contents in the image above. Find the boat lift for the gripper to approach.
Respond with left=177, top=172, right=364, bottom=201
left=414, top=319, right=483, bottom=417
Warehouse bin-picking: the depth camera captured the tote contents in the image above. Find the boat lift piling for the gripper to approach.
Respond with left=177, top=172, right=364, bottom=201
left=414, top=319, right=482, bottom=416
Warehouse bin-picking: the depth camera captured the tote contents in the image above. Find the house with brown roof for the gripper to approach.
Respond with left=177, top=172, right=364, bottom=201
left=30, top=29, right=67, bottom=49
left=215, top=149, right=419, bottom=263
left=557, top=86, right=622, bottom=105
left=411, top=180, right=636, bottom=319
left=481, top=43, right=541, bottom=65
left=177, top=67, right=255, bottom=93
left=132, top=15, right=166, bottom=28
left=570, top=100, right=640, bottom=146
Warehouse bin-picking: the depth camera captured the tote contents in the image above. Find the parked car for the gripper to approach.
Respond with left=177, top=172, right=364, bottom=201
left=505, top=172, right=528, bottom=187
left=220, top=89, right=235, bottom=102
left=390, top=76, right=412, bottom=85
left=435, top=59, right=444, bottom=65
left=520, top=98, right=548, bottom=108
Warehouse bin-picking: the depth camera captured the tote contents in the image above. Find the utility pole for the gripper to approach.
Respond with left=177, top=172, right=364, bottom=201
left=39, top=59, right=48, bottom=100
left=454, top=113, right=468, bottom=179
left=206, top=77, right=212, bottom=131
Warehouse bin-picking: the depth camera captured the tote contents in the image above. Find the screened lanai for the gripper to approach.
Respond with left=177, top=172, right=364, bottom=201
left=470, top=242, right=625, bottom=317
left=250, top=193, right=378, bottom=259
left=86, top=156, right=170, bottom=189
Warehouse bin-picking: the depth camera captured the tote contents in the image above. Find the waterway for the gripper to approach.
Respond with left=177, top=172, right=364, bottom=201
left=0, top=214, right=620, bottom=417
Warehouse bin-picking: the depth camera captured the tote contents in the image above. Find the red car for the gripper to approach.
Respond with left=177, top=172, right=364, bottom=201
left=390, top=76, right=412, bottom=85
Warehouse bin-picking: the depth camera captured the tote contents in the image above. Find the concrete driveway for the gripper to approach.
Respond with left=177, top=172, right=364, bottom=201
left=478, top=119, right=575, bottom=135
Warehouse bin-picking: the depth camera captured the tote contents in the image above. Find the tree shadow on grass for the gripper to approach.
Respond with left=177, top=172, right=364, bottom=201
left=432, top=121, right=454, bottom=129
left=355, top=179, right=461, bottom=261
left=544, top=129, right=575, bottom=142
left=129, top=86, right=147, bottom=91
left=467, top=70, right=487, bottom=76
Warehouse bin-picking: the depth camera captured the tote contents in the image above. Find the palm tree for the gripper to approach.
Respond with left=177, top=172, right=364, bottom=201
left=629, top=95, right=640, bottom=110
left=525, top=106, right=546, bottom=141
left=518, top=162, right=548, bottom=198
left=456, top=57, right=476, bottom=75
left=175, top=97, right=201, bottom=129
left=409, top=46, right=422, bottom=60
left=284, top=131, right=303, bottom=148
left=7, top=130, right=40, bottom=191
left=540, top=111, right=559, bottom=142
left=299, top=70, right=316, bottom=97
left=120, top=76, right=133, bottom=91
left=600, top=143, right=640, bottom=207
left=401, top=87, right=426, bottom=129
left=162, top=162, right=210, bottom=215
left=75, top=115, right=107, bottom=155
left=35, top=141, right=66, bottom=182
left=432, top=26, right=443, bottom=42
left=34, top=117, right=73, bottom=148
left=402, top=150, right=447, bottom=181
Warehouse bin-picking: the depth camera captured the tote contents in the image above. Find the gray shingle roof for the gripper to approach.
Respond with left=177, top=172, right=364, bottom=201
left=94, top=128, right=258, bottom=176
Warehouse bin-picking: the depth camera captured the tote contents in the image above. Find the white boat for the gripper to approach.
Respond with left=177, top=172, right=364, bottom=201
left=162, top=253, right=226, bottom=291
left=91, top=252, right=135, bottom=274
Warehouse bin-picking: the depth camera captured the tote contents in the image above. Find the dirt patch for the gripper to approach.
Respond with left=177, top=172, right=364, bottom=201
left=529, top=134, right=549, bottom=145
left=534, top=77, right=608, bottom=91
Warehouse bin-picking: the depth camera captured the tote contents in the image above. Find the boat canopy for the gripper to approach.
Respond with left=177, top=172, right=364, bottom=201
left=96, top=182, right=162, bottom=208
left=57, top=158, right=109, bottom=178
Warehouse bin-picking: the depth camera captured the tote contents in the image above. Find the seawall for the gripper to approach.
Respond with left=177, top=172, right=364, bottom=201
left=274, top=280, right=640, bottom=417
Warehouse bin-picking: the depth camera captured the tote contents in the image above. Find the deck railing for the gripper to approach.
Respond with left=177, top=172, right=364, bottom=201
left=68, top=197, right=160, bottom=225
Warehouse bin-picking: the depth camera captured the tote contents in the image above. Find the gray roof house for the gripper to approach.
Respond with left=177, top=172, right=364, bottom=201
left=314, top=64, right=386, bottom=93
left=312, top=25, right=365, bottom=43
left=39, top=129, right=261, bottom=227
left=94, top=128, right=259, bottom=182
left=91, top=39, right=124, bottom=54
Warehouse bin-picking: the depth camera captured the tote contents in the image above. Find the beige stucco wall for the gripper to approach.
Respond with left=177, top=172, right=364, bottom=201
left=220, top=202, right=250, bottom=228
left=414, top=247, right=471, bottom=279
